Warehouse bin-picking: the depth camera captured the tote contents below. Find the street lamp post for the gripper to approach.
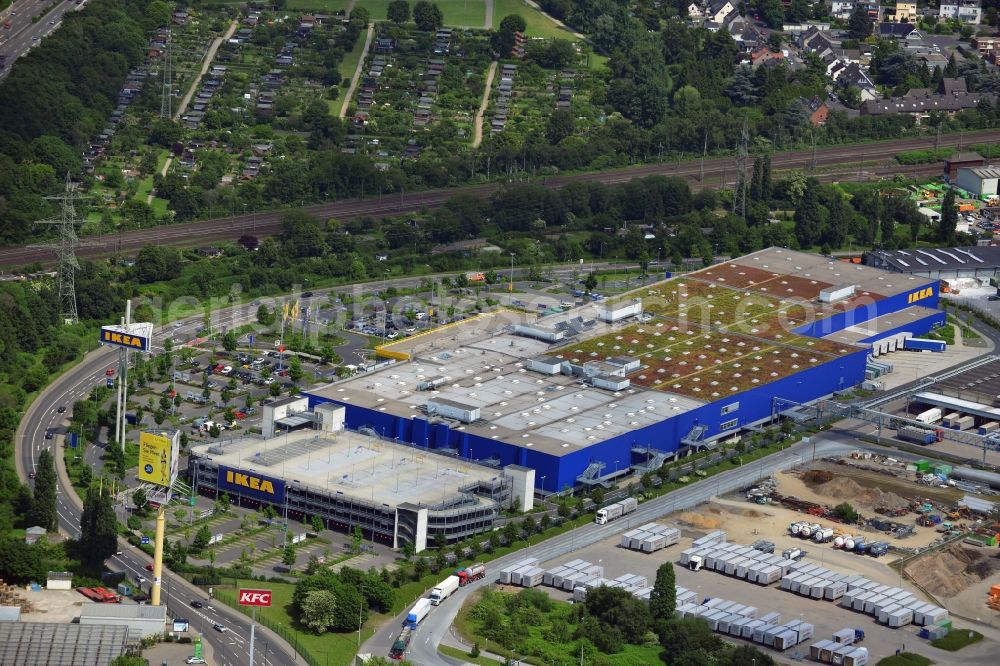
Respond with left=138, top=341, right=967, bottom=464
left=509, top=252, right=516, bottom=300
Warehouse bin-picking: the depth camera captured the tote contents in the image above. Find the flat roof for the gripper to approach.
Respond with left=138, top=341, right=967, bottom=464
left=191, top=430, right=507, bottom=507
left=820, top=305, right=941, bottom=345
left=311, top=249, right=922, bottom=454
left=923, top=357, right=1000, bottom=406
left=868, top=246, right=1000, bottom=273
left=0, top=623, right=128, bottom=666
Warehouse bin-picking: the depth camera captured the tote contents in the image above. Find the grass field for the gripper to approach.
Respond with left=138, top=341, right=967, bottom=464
left=875, top=654, right=933, bottom=666
left=436, top=0, right=486, bottom=26
left=215, top=580, right=382, bottom=666
left=335, top=22, right=370, bottom=115
left=931, top=628, right=984, bottom=651
left=285, top=0, right=350, bottom=12
left=492, top=0, right=569, bottom=38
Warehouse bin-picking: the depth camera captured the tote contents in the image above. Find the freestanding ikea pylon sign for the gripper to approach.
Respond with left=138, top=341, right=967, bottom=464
left=99, top=323, right=154, bottom=351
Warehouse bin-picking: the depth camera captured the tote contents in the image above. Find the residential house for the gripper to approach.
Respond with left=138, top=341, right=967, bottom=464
left=939, top=0, right=982, bottom=23
left=878, top=22, right=922, bottom=41
left=803, top=97, right=830, bottom=126
left=940, top=77, right=967, bottom=95
left=830, top=61, right=879, bottom=101
left=687, top=3, right=703, bottom=18
left=884, top=1, right=917, bottom=22
left=831, top=0, right=856, bottom=19
left=971, top=35, right=999, bottom=59
left=705, top=0, right=736, bottom=23
left=798, top=26, right=839, bottom=59
left=860, top=89, right=996, bottom=120
left=919, top=52, right=949, bottom=72
left=750, top=47, right=784, bottom=68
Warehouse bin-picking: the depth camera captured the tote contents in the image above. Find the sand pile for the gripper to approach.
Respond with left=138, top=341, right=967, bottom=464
left=676, top=509, right=725, bottom=530
left=802, top=473, right=910, bottom=510
left=905, top=543, right=1000, bottom=598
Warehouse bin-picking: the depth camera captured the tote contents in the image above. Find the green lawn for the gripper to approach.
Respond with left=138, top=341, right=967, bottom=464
left=359, top=0, right=394, bottom=21
left=492, top=0, right=571, bottom=38
left=931, top=628, right=984, bottom=651
left=436, top=0, right=487, bottom=27
left=285, top=0, right=350, bottom=12
left=335, top=22, right=370, bottom=116
left=215, top=580, right=382, bottom=666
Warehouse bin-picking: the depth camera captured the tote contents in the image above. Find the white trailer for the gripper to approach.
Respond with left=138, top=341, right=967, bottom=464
left=594, top=497, right=638, bottom=524
left=430, top=575, right=460, bottom=605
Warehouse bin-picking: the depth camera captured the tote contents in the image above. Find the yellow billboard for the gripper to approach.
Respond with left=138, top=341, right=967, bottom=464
left=138, top=432, right=174, bottom=487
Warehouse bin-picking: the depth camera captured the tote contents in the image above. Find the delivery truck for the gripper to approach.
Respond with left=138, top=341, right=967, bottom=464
left=595, top=497, right=638, bottom=524
left=430, top=575, right=460, bottom=605
left=915, top=408, right=942, bottom=425
left=406, top=598, right=431, bottom=628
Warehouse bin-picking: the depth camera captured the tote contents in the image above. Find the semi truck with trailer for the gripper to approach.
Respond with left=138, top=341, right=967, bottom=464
left=595, top=497, right=638, bottom=524
left=915, top=408, right=942, bottom=425
left=457, top=563, right=486, bottom=586
left=406, top=598, right=431, bottom=628
left=389, top=626, right=412, bottom=660
left=430, top=575, right=460, bottom=605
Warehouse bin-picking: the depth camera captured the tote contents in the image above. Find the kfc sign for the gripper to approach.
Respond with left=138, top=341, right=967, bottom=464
left=238, top=589, right=272, bottom=607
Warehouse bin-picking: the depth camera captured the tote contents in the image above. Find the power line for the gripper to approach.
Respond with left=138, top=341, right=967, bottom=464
left=31, top=175, right=85, bottom=324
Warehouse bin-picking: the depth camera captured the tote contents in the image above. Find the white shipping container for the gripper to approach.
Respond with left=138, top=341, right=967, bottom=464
left=825, top=581, right=848, bottom=601
left=810, top=639, right=837, bottom=661
left=753, top=623, right=776, bottom=644
left=758, top=611, right=780, bottom=624
left=728, top=617, right=751, bottom=637
left=887, top=608, right=913, bottom=628
left=741, top=620, right=764, bottom=639
left=833, top=628, right=857, bottom=645
left=853, top=591, right=875, bottom=612
left=773, top=630, right=798, bottom=651
left=844, top=647, right=869, bottom=666
left=831, top=644, right=855, bottom=665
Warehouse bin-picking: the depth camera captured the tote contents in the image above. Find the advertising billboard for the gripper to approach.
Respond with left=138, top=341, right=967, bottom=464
left=238, top=589, right=273, bottom=607
left=138, top=431, right=178, bottom=487
left=99, top=323, right=153, bottom=352
left=217, top=465, right=286, bottom=503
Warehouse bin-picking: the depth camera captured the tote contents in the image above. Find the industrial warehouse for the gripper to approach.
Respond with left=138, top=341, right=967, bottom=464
left=296, top=248, right=945, bottom=494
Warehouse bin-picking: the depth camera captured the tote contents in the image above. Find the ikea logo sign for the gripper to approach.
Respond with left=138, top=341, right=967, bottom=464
left=100, top=328, right=149, bottom=350
left=906, top=287, right=935, bottom=305
left=217, top=466, right=285, bottom=503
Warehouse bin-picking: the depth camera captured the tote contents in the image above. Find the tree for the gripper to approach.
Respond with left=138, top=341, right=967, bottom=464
left=659, top=618, right=724, bottom=663
left=546, top=109, right=576, bottom=145
left=939, top=187, right=957, bottom=243
left=0, top=538, right=46, bottom=583
left=387, top=0, right=410, bottom=23
left=78, top=465, right=93, bottom=487
left=283, top=546, right=297, bottom=566
left=111, top=657, right=147, bottom=666
left=794, top=179, right=823, bottom=248
left=222, top=330, right=238, bottom=352
left=256, top=304, right=274, bottom=326
left=79, top=487, right=118, bottom=566
left=848, top=3, right=873, bottom=40
left=132, top=488, right=147, bottom=512
left=311, top=515, right=324, bottom=532
left=412, top=1, right=443, bottom=31
left=499, top=14, right=527, bottom=33
left=31, top=450, right=57, bottom=530
left=832, top=502, right=860, bottom=523
left=192, top=524, right=212, bottom=551
left=288, top=355, right=304, bottom=384
left=584, top=272, right=598, bottom=294
left=649, top=562, right=676, bottom=624
left=757, top=0, right=785, bottom=28
left=300, top=589, right=339, bottom=633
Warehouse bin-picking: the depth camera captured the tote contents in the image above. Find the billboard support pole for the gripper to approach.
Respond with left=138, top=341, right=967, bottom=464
left=117, top=299, right=131, bottom=453
left=151, top=504, right=165, bottom=605
left=249, top=606, right=257, bottom=666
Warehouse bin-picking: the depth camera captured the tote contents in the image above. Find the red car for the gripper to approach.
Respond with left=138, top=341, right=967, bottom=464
left=234, top=411, right=247, bottom=420
left=145, top=564, right=154, bottom=571
left=106, top=368, right=115, bottom=376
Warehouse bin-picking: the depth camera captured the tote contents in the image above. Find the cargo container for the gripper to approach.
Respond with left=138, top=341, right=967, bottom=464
left=741, top=620, right=764, bottom=639
left=728, top=617, right=751, bottom=637
left=810, top=639, right=838, bottom=661
left=825, top=581, right=848, bottom=601
left=692, top=530, right=727, bottom=546
left=903, top=338, right=946, bottom=352
left=887, top=607, right=913, bottom=627
left=406, top=598, right=432, bottom=628
left=519, top=567, right=544, bottom=588
left=979, top=421, right=999, bottom=435
left=943, top=412, right=961, bottom=427
left=813, top=527, right=835, bottom=543
left=915, top=408, right=942, bottom=425
left=595, top=497, right=638, bottom=524
left=854, top=592, right=876, bottom=613
left=832, top=628, right=857, bottom=645
left=917, top=606, right=949, bottom=626
left=897, top=426, right=937, bottom=445
left=844, top=647, right=869, bottom=666
left=953, top=415, right=975, bottom=431
left=773, top=629, right=798, bottom=651
left=758, top=611, right=780, bottom=625
left=831, top=644, right=856, bottom=665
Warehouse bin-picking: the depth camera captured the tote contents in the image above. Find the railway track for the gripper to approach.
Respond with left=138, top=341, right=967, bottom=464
left=0, top=130, right=991, bottom=268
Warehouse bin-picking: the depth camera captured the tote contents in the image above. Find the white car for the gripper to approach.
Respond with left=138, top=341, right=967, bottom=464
left=185, top=658, right=206, bottom=665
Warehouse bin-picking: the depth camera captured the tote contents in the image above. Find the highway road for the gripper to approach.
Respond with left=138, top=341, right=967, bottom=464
left=0, top=0, right=84, bottom=80
left=0, top=129, right=994, bottom=268
left=362, top=438, right=857, bottom=665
